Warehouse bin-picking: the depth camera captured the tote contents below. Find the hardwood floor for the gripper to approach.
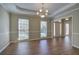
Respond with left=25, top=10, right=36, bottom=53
left=1, top=36, right=79, bottom=55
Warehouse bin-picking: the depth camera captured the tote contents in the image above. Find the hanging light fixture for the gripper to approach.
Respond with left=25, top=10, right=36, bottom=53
left=36, top=3, right=48, bottom=18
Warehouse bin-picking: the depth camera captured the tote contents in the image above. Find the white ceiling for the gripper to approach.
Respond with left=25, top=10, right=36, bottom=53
left=16, top=3, right=69, bottom=13
left=0, top=3, right=78, bottom=17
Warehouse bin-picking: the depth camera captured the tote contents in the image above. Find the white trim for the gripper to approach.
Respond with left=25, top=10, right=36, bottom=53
left=10, top=40, right=19, bottom=43
left=0, top=42, right=10, bottom=53
left=72, top=33, right=79, bottom=34
left=0, top=32, right=9, bottom=35
left=72, top=16, right=73, bottom=47
left=54, top=7, right=79, bottom=19
left=30, top=38, right=40, bottom=40
left=50, top=3, right=76, bottom=17
left=29, top=37, right=51, bottom=41
left=72, top=45, right=79, bottom=49
left=10, top=37, right=51, bottom=42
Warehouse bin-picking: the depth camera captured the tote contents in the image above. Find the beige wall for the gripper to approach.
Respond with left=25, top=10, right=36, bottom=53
left=0, top=6, right=9, bottom=52
left=10, top=13, right=18, bottom=42
left=60, top=19, right=65, bottom=37
left=55, top=22, right=61, bottom=37
left=72, top=12, right=79, bottom=48
left=51, top=20, right=54, bottom=38
left=10, top=13, right=51, bottom=42
left=47, top=19, right=51, bottom=38
left=29, top=16, right=40, bottom=40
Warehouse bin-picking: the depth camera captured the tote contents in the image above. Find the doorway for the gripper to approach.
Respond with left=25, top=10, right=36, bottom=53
left=64, top=17, right=72, bottom=36
left=65, top=23, right=69, bottom=35
left=64, top=17, right=72, bottom=41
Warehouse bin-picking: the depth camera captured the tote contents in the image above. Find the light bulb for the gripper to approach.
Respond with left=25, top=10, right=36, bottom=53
left=40, top=15, right=45, bottom=18
left=39, top=9, right=42, bottom=12
left=45, top=13, right=48, bottom=16
left=46, top=10, right=48, bottom=12
left=36, top=12, right=39, bottom=15
left=58, top=20, right=61, bottom=22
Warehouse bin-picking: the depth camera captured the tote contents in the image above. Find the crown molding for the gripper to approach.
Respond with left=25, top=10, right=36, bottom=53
left=49, top=3, right=77, bottom=17
left=16, top=5, right=36, bottom=12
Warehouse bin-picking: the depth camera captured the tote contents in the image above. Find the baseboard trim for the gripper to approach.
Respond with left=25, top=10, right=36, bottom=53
left=10, top=37, right=52, bottom=43
left=0, top=42, right=10, bottom=53
left=10, top=40, right=19, bottom=43
left=53, top=36, right=65, bottom=38
left=72, top=45, right=79, bottom=49
left=29, top=37, right=51, bottom=41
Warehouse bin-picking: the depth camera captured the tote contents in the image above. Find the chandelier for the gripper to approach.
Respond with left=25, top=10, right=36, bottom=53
left=36, top=3, right=48, bottom=18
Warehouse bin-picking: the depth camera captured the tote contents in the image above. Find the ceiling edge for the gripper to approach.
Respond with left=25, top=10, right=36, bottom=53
left=49, top=3, right=77, bottom=17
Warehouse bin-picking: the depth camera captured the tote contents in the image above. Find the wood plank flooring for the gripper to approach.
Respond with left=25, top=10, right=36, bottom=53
left=1, top=36, right=79, bottom=55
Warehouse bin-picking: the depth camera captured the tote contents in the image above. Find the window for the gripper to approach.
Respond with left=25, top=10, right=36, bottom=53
left=65, top=23, right=69, bottom=35
left=18, top=18, right=29, bottom=40
left=40, top=21, right=47, bottom=38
